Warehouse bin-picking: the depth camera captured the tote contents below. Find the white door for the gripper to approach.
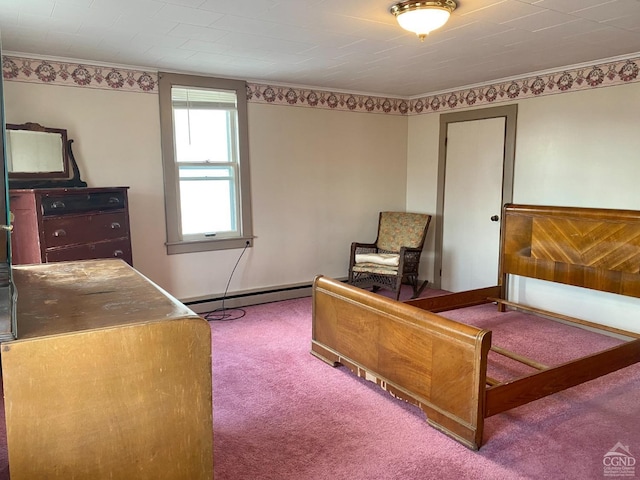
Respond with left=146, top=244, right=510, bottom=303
left=441, top=117, right=506, bottom=292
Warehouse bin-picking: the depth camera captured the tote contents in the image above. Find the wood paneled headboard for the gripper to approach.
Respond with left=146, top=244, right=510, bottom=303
left=501, top=204, right=640, bottom=298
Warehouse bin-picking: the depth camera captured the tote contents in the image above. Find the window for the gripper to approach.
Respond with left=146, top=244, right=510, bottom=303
left=159, top=73, right=252, bottom=253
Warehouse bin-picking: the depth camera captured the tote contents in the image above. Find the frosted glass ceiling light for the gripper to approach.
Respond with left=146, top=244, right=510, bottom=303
left=390, top=0, right=457, bottom=41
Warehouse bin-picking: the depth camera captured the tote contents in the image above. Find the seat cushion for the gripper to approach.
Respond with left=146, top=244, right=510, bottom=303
left=352, top=263, right=398, bottom=275
left=355, top=253, right=400, bottom=267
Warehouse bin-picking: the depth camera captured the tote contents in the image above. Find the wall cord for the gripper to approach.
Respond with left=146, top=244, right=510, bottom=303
left=204, top=241, right=249, bottom=321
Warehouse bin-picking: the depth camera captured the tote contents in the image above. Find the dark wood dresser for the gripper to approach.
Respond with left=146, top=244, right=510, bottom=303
left=9, top=187, right=132, bottom=266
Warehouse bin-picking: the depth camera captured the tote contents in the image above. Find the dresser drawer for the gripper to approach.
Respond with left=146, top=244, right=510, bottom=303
left=10, top=187, right=132, bottom=266
left=45, top=239, right=132, bottom=264
left=41, top=191, right=126, bottom=216
left=42, top=212, right=129, bottom=248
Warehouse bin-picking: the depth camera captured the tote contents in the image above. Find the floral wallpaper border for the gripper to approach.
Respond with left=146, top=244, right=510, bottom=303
left=2, top=55, right=157, bottom=93
left=405, top=57, right=640, bottom=116
left=248, top=56, right=640, bottom=115
left=3, top=54, right=640, bottom=115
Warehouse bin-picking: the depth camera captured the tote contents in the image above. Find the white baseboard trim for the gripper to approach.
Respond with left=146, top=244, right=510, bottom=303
left=182, top=278, right=347, bottom=314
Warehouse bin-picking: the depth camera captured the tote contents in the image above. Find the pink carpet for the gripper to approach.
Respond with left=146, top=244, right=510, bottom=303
left=211, top=288, right=640, bottom=480
left=0, top=287, right=636, bottom=479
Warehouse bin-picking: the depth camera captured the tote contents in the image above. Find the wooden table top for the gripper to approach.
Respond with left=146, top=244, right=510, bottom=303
left=11, top=259, right=198, bottom=340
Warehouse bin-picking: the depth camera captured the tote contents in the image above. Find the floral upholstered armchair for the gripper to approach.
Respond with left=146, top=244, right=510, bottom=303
left=348, top=211, right=432, bottom=300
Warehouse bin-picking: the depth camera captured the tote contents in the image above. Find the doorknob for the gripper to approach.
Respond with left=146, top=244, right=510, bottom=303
left=491, top=215, right=499, bottom=222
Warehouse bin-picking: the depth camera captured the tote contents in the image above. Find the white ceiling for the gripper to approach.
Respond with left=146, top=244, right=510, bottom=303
left=2, top=0, right=640, bottom=97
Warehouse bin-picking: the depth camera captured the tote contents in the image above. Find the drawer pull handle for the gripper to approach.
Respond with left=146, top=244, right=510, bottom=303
left=113, top=249, right=124, bottom=257
left=110, top=222, right=121, bottom=229
left=51, top=201, right=66, bottom=209
left=108, top=197, right=120, bottom=204
left=53, top=229, right=66, bottom=237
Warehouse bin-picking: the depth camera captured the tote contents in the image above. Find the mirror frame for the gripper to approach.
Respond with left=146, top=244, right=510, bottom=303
left=7, top=122, right=69, bottom=179
left=6, top=122, right=86, bottom=189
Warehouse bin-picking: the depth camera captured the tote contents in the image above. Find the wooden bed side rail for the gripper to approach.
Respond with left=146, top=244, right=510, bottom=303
left=311, top=276, right=492, bottom=450
left=404, top=285, right=502, bottom=313
left=489, top=297, right=640, bottom=340
left=485, top=338, right=640, bottom=417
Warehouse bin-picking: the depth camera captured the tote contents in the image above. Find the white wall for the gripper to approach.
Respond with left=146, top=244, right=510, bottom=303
left=4, top=81, right=408, bottom=301
left=4, top=82, right=169, bottom=288
left=406, top=112, right=440, bottom=283
left=247, top=103, right=408, bottom=288
left=405, top=82, right=640, bottom=332
left=514, top=83, right=640, bottom=333
left=514, top=82, right=640, bottom=210
left=7, top=61, right=640, bottom=331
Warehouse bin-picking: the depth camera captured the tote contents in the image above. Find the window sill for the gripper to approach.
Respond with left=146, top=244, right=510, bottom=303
left=166, top=237, right=253, bottom=254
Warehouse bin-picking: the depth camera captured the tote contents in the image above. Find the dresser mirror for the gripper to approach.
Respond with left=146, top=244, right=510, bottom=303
left=7, top=122, right=87, bottom=189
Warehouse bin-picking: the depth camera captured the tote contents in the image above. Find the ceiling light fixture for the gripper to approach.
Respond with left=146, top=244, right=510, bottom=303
left=390, top=0, right=457, bottom=41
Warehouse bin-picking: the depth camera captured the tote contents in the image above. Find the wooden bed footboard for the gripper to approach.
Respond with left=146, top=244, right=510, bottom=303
left=312, top=204, right=640, bottom=451
left=311, top=275, right=492, bottom=450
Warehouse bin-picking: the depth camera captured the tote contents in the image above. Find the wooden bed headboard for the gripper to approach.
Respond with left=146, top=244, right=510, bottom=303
left=501, top=204, right=640, bottom=298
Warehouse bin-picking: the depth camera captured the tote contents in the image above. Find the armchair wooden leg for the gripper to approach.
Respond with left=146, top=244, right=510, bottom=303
left=412, top=280, right=429, bottom=299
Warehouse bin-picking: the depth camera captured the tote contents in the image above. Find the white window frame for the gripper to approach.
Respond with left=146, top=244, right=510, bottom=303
left=159, top=72, right=253, bottom=254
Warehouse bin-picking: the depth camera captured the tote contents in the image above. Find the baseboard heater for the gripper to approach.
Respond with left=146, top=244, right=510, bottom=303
left=183, top=279, right=348, bottom=314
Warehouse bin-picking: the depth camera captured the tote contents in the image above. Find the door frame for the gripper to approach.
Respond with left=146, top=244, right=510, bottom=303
left=433, top=104, right=518, bottom=289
